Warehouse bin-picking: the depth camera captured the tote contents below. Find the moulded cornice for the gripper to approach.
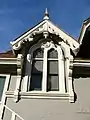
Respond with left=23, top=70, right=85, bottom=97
left=0, top=58, right=17, bottom=65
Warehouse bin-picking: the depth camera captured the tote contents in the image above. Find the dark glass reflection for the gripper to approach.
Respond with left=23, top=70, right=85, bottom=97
left=30, top=48, right=43, bottom=91
left=48, top=48, right=58, bottom=58
left=30, top=60, right=43, bottom=91
left=33, top=48, right=43, bottom=58
left=0, top=76, right=6, bottom=100
left=47, top=49, right=59, bottom=91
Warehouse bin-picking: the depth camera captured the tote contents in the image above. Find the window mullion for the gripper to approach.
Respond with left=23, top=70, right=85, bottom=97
left=42, top=49, right=47, bottom=92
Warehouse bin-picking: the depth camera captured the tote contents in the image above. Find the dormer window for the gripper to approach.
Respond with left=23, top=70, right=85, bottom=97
left=16, top=37, right=75, bottom=102
left=9, top=10, right=77, bottom=102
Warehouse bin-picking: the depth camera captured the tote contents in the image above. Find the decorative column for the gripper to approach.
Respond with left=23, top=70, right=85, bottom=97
left=58, top=47, right=65, bottom=93
left=68, top=55, right=74, bottom=103
left=64, top=57, right=69, bottom=92
left=14, top=54, right=22, bottom=102
left=22, top=54, right=32, bottom=92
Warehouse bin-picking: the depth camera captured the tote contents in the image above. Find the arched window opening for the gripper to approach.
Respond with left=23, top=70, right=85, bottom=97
left=30, top=48, right=43, bottom=91
left=47, top=49, right=59, bottom=91
left=27, top=43, right=67, bottom=93
left=24, top=41, right=74, bottom=102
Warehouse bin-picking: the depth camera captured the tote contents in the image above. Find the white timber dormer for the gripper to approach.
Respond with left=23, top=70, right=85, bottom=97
left=10, top=9, right=79, bottom=103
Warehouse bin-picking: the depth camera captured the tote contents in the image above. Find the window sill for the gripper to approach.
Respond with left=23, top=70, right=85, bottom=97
left=6, top=91, right=69, bottom=100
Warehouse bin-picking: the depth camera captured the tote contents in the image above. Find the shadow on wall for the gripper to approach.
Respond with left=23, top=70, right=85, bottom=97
left=73, top=66, right=90, bottom=78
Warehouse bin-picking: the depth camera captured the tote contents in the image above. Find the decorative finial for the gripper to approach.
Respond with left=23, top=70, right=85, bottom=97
left=43, top=8, right=49, bottom=20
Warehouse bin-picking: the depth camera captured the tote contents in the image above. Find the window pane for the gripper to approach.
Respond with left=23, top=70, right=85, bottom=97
left=30, top=75, right=42, bottom=91
left=33, top=48, right=43, bottom=58
left=47, top=75, right=59, bottom=91
left=32, top=60, right=43, bottom=73
left=47, top=58, right=59, bottom=91
left=48, top=49, right=58, bottom=58
left=0, top=76, right=6, bottom=100
left=30, top=47, right=43, bottom=91
left=47, top=61, right=58, bottom=74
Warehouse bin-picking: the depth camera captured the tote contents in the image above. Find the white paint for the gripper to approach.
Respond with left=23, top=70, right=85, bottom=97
left=24, top=41, right=73, bottom=100
left=11, top=112, right=16, bottom=120
left=0, top=74, right=10, bottom=119
left=42, top=49, right=47, bottom=92
left=0, top=58, right=17, bottom=65
left=10, top=17, right=79, bottom=52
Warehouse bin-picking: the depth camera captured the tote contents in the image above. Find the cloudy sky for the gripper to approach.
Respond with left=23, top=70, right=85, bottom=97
left=0, top=0, right=90, bottom=52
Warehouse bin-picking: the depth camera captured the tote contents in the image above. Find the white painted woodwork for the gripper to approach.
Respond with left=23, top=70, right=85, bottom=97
left=22, top=76, right=28, bottom=92
left=14, top=75, right=21, bottom=102
left=68, top=77, right=74, bottom=102
left=11, top=112, right=16, bottom=120
left=42, top=49, right=47, bottom=92
left=0, top=75, right=10, bottom=120
left=10, top=16, right=79, bottom=52
left=58, top=47, right=65, bottom=93
left=9, top=12, right=76, bottom=102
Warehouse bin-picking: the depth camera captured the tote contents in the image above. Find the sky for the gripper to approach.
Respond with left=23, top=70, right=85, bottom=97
left=0, top=0, right=90, bottom=52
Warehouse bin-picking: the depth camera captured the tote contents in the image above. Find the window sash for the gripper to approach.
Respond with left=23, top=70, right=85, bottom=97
left=0, top=74, right=10, bottom=119
left=30, top=48, right=43, bottom=91
left=28, top=45, right=65, bottom=93
left=0, top=75, right=10, bottom=101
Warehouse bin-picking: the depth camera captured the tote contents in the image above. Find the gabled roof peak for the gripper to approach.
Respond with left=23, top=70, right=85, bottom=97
left=43, top=8, right=49, bottom=20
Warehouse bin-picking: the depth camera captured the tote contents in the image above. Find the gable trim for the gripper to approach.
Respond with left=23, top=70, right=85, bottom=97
left=10, top=19, right=79, bottom=53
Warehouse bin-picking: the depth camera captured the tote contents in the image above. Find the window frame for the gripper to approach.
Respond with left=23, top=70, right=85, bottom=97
left=0, top=74, right=10, bottom=102
left=41, top=43, right=65, bottom=93
left=21, top=41, right=75, bottom=102
left=0, top=74, right=10, bottom=118
left=47, top=48, right=59, bottom=92
left=24, top=41, right=66, bottom=94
